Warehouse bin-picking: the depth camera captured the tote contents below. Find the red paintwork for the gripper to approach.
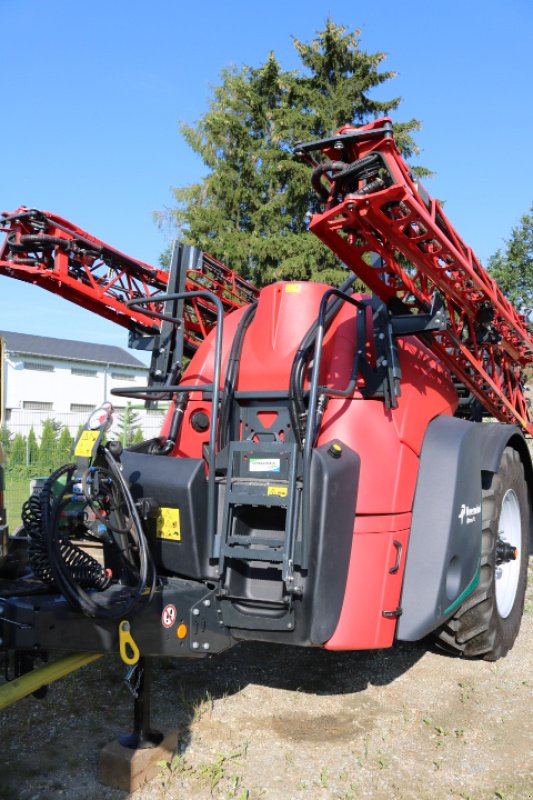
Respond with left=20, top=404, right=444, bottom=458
left=170, top=280, right=457, bottom=649
left=326, top=526, right=411, bottom=650
left=0, top=207, right=257, bottom=351
left=304, top=117, right=533, bottom=434
left=172, top=282, right=335, bottom=455
left=316, top=310, right=456, bottom=649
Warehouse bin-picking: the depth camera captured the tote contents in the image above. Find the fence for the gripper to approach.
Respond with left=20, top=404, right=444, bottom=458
left=1, top=405, right=167, bottom=529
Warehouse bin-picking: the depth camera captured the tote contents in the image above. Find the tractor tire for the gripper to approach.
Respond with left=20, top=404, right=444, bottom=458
left=434, top=447, right=530, bottom=661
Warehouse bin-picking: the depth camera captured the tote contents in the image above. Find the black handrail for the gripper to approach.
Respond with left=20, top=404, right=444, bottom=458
left=120, top=291, right=225, bottom=548
left=301, top=288, right=364, bottom=558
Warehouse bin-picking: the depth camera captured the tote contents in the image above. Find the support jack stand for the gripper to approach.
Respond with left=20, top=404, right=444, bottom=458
left=98, top=657, right=178, bottom=791
left=119, top=658, right=164, bottom=749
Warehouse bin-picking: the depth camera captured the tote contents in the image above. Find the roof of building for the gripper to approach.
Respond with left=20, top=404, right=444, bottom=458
left=0, top=330, right=147, bottom=369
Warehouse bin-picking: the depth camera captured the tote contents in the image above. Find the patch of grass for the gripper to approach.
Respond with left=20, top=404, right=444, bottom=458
left=228, top=774, right=250, bottom=799
left=458, top=681, right=475, bottom=704
left=491, top=777, right=533, bottom=800
left=195, top=688, right=215, bottom=720
left=4, top=475, right=31, bottom=529
left=177, top=683, right=215, bottom=722
left=198, top=750, right=244, bottom=794
left=158, top=752, right=192, bottom=777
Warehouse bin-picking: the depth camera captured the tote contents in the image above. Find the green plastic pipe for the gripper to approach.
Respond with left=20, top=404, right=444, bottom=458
left=0, top=652, right=102, bottom=711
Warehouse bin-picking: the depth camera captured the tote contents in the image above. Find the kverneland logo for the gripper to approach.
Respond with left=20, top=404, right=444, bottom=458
left=458, top=503, right=481, bottom=525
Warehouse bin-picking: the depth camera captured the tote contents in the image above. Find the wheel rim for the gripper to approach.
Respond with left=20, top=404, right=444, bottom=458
left=495, top=489, right=521, bottom=619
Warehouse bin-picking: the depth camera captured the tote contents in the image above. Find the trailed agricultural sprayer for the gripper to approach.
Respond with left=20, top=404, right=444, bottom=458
left=0, top=118, right=531, bottom=751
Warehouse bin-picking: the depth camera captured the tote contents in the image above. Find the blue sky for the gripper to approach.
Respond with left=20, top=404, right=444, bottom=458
left=2, top=0, right=532, bottom=357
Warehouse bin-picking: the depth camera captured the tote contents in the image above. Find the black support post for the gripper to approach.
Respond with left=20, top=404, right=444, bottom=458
left=120, top=658, right=163, bottom=750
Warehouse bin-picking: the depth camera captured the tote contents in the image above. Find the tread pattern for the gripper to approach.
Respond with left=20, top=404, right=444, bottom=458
left=434, top=447, right=529, bottom=661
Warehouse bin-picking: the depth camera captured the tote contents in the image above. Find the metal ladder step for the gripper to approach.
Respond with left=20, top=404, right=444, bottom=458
left=219, top=441, right=299, bottom=572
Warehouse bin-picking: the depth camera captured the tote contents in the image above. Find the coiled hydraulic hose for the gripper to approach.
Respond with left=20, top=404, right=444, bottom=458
left=23, top=449, right=156, bottom=619
left=23, top=464, right=110, bottom=591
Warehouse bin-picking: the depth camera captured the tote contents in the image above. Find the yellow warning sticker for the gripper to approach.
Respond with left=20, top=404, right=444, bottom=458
left=74, top=430, right=99, bottom=458
left=285, top=284, right=302, bottom=293
left=156, top=507, right=181, bottom=541
left=267, top=486, right=288, bottom=498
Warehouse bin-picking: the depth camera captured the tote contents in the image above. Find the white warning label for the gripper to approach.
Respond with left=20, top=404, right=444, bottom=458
left=249, top=458, right=281, bottom=473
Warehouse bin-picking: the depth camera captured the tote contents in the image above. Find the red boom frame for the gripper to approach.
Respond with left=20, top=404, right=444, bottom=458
left=0, top=207, right=258, bottom=351
left=299, top=118, right=533, bottom=434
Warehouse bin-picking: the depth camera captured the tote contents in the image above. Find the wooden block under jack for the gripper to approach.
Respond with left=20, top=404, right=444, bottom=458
left=98, top=730, right=179, bottom=792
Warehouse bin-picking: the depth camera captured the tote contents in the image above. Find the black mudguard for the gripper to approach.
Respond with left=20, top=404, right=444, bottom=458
left=397, top=418, right=531, bottom=642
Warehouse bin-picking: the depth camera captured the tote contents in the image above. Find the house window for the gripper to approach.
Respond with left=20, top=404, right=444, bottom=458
left=71, top=367, right=98, bottom=377
left=110, top=371, right=131, bottom=380
left=22, top=401, right=53, bottom=411
left=70, top=404, right=95, bottom=413
left=24, top=361, right=55, bottom=372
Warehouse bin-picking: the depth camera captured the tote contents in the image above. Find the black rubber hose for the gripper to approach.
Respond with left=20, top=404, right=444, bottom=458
left=218, top=301, right=258, bottom=451
left=150, top=391, right=190, bottom=455
left=41, top=454, right=156, bottom=619
left=330, top=153, right=383, bottom=189
left=288, top=273, right=357, bottom=449
left=24, top=464, right=111, bottom=590
left=80, top=465, right=132, bottom=534
left=311, top=161, right=346, bottom=201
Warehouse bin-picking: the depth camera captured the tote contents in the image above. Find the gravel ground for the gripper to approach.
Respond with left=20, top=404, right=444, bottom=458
left=1, top=559, right=532, bottom=800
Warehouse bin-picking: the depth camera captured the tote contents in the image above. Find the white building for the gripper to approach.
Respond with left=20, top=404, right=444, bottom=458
left=0, top=330, right=164, bottom=440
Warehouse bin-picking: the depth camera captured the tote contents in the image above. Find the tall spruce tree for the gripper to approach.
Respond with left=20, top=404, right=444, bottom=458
left=10, top=434, right=26, bottom=468
left=38, top=419, right=59, bottom=472
left=0, top=427, right=11, bottom=458
left=117, top=405, right=142, bottom=448
left=159, top=21, right=426, bottom=286
left=488, top=204, right=533, bottom=313
left=27, top=427, right=39, bottom=466
left=57, top=426, right=74, bottom=462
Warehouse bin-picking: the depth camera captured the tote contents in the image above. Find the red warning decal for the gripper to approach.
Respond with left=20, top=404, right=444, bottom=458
left=162, top=604, right=177, bottom=629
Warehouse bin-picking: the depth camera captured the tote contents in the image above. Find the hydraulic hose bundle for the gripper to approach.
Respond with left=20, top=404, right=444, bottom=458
left=289, top=272, right=357, bottom=449
left=23, top=445, right=156, bottom=619
left=23, top=467, right=111, bottom=591
left=310, top=153, right=385, bottom=201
